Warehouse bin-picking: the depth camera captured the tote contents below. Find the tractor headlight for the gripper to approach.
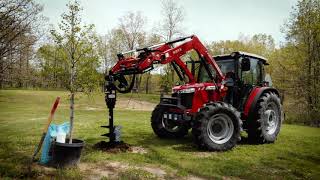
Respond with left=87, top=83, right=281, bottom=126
left=178, top=88, right=195, bottom=94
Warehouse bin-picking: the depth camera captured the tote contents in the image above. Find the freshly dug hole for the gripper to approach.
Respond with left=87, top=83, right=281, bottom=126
left=93, top=141, right=132, bottom=153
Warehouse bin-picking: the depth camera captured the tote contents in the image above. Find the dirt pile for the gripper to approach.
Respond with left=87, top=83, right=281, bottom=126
left=93, top=141, right=132, bottom=153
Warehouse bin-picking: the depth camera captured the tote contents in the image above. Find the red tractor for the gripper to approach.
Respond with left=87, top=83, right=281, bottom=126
left=103, top=35, right=283, bottom=151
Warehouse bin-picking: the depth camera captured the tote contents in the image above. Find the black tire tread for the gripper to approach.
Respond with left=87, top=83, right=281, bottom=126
left=192, top=102, right=241, bottom=151
left=151, top=105, right=188, bottom=138
left=247, top=92, right=282, bottom=144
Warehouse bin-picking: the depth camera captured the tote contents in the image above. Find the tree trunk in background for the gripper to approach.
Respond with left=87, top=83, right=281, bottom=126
left=18, top=48, right=23, bottom=88
left=133, top=75, right=139, bottom=93
left=53, top=50, right=57, bottom=88
left=138, top=75, right=142, bottom=92
left=145, top=72, right=151, bottom=94
left=133, top=75, right=143, bottom=93
left=26, top=50, right=29, bottom=88
left=0, top=57, right=3, bottom=89
left=171, top=68, right=174, bottom=86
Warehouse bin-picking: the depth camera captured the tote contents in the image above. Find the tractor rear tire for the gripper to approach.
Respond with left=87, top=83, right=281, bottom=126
left=192, top=102, right=241, bottom=151
left=151, top=105, right=189, bottom=138
left=247, top=92, right=282, bottom=144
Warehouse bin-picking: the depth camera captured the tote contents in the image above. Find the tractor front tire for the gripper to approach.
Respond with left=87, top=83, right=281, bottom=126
left=247, top=92, right=282, bottom=144
left=192, top=102, right=241, bottom=151
left=151, top=105, right=189, bottom=138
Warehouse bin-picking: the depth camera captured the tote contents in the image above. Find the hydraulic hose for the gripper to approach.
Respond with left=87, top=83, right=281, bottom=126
left=114, top=74, right=136, bottom=93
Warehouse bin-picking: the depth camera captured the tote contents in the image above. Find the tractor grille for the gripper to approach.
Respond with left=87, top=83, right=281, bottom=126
left=169, top=93, right=193, bottom=109
left=179, top=93, right=194, bottom=109
left=161, top=96, right=179, bottom=105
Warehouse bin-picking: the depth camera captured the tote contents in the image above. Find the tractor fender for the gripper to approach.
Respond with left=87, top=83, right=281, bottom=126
left=243, top=87, right=280, bottom=120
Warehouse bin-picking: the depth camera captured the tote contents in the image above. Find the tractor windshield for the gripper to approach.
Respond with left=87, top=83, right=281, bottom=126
left=180, top=50, right=213, bottom=83
left=216, top=59, right=235, bottom=75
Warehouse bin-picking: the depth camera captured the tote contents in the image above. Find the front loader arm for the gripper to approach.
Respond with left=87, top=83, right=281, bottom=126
left=159, top=36, right=224, bottom=82
left=109, top=35, right=224, bottom=92
left=109, top=37, right=173, bottom=76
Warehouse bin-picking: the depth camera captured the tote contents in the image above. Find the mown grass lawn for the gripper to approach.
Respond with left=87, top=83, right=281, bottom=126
left=0, top=90, right=319, bottom=179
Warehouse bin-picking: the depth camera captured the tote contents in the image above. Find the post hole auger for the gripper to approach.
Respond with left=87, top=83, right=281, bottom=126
left=102, top=35, right=283, bottom=151
left=102, top=73, right=135, bottom=143
left=102, top=75, right=116, bottom=142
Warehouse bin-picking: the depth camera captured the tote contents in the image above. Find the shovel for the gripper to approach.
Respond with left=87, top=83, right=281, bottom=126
left=31, top=97, right=61, bottom=161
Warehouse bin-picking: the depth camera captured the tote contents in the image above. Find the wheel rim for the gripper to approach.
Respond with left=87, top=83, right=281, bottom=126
left=263, top=102, right=279, bottom=135
left=207, top=113, right=234, bottom=144
left=161, top=116, right=179, bottom=132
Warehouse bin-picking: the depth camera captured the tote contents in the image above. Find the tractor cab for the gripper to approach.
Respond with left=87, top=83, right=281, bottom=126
left=214, top=51, right=270, bottom=109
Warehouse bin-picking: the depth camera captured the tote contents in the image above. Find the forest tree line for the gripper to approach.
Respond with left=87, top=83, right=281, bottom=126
left=0, top=0, right=319, bottom=125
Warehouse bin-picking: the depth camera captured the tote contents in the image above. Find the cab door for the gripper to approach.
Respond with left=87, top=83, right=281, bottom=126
left=237, top=57, right=264, bottom=110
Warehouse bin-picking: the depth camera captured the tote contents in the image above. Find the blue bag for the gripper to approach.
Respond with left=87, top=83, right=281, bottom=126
left=39, top=122, right=70, bottom=164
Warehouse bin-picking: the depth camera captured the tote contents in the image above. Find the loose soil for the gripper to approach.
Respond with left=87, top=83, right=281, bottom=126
left=93, top=141, right=132, bottom=153
left=93, top=141, right=148, bottom=154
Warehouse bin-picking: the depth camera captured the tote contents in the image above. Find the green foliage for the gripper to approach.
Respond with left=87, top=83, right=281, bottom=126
left=0, top=0, right=43, bottom=88
left=159, top=67, right=173, bottom=94
left=47, top=0, right=103, bottom=141
left=37, top=45, right=69, bottom=88
left=49, top=0, right=101, bottom=94
left=270, top=0, right=320, bottom=125
left=37, top=42, right=103, bottom=92
left=208, top=33, right=275, bottom=58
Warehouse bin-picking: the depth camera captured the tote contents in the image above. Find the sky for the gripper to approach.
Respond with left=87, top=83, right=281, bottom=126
left=35, top=0, right=298, bottom=45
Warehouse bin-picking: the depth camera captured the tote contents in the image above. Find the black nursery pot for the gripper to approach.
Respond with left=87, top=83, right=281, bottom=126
left=52, top=139, right=84, bottom=168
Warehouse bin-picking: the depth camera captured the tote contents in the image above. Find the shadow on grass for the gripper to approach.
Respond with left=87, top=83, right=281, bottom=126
left=135, top=132, right=260, bottom=152
left=84, top=130, right=263, bottom=153
left=0, top=140, right=39, bottom=179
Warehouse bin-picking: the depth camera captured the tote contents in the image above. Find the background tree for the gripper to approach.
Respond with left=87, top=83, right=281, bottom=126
left=272, top=0, right=320, bottom=125
left=208, top=34, right=275, bottom=57
left=101, top=28, right=127, bottom=71
left=37, top=45, right=69, bottom=88
left=157, top=0, right=185, bottom=41
left=156, top=0, right=185, bottom=90
left=50, top=0, right=101, bottom=143
left=106, top=12, right=146, bottom=92
left=0, top=0, right=43, bottom=88
left=118, top=12, right=146, bottom=50
left=144, top=34, right=162, bottom=94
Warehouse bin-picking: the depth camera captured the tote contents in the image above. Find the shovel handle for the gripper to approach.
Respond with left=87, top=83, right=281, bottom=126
left=31, top=132, right=46, bottom=161
left=43, top=97, right=60, bottom=133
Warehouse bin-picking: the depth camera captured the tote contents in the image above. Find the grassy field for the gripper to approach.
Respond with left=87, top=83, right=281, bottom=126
left=0, top=90, right=319, bottom=179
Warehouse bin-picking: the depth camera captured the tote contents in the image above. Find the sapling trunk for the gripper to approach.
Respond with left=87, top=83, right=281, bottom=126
left=69, top=63, right=75, bottom=144
left=69, top=92, right=74, bottom=144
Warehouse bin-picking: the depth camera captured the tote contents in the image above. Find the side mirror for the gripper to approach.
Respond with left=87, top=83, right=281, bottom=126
left=241, top=57, right=251, bottom=71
